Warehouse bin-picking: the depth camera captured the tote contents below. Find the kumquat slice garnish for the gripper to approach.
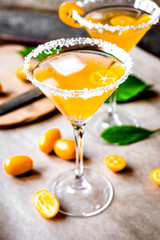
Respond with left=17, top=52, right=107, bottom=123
left=90, top=70, right=117, bottom=86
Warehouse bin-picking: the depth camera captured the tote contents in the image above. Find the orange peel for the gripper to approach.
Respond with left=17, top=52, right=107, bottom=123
left=59, top=2, right=85, bottom=28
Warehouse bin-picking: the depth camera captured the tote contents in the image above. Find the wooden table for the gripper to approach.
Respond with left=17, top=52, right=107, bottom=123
left=0, top=47, right=160, bottom=240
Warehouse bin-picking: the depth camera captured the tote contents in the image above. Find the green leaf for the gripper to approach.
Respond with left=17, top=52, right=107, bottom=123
left=19, top=47, right=63, bottom=61
left=19, top=47, right=36, bottom=57
left=100, top=125, right=160, bottom=145
left=105, top=74, right=152, bottom=103
left=117, top=74, right=151, bottom=102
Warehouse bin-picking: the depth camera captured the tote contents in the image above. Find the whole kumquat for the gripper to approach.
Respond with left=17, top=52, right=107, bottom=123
left=16, top=67, right=29, bottom=82
left=105, top=154, right=126, bottom=172
left=53, top=139, right=75, bottom=160
left=151, top=168, right=160, bottom=186
left=3, top=155, right=33, bottom=176
left=0, top=82, right=3, bottom=94
left=39, top=128, right=61, bottom=154
left=33, top=189, right=60, bottom=218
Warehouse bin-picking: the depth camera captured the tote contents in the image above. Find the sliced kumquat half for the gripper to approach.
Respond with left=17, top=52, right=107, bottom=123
left=89, top=70, right=118, bottom=86
left=110, top=15, right=135, bottom=27
left=105, top=155, right=126, bottom=172
left=109, top=63, right=125, bottom=78
left=135, top=14, right=151, bottom=26
left=33, top=190, right=60, bottom=218
left=151, top=168, right=160, bottom=186
left=59, top=2, right=85, bottom=28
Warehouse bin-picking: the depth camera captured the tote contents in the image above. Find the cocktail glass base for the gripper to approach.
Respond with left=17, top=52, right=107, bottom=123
left=86, top=109, right=139, bottom=143
left=50, top=168, right=113, bottom=217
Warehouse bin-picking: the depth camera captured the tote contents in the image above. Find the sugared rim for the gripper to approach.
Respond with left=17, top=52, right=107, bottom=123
left=24, top=37, right=132, bottom=98
left=73, top=0, right=160, bottom=33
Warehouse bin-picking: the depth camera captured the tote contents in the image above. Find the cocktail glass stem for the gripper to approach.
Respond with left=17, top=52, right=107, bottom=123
left=72, top=124, right=88, bottom=189
left=107, top=90, right=117, bottom=117
left=101, top=90, right=122, bottom=128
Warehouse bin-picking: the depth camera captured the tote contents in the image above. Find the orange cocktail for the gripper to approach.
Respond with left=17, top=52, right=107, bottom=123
left=24, top=38, right=132, bottom=217
left=33, top=50, right=125, bottom=122
left=84, top=6, right=151, bottom=52
left=59, top=0, right=159, bottom=52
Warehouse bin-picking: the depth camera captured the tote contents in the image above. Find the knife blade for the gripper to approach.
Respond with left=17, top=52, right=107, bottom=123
left=0, top=87, right=44, bottom=116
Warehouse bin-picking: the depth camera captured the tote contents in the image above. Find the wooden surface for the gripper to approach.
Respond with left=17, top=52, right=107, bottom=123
left=0, top=45, right=56, bottom=128
left=0, top=47, right=160, bottom=240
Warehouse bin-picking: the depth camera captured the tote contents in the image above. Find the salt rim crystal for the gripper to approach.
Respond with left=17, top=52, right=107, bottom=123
left=24, top=37, right=133, bottom=99
left=73, top=0, right=160, bottom=34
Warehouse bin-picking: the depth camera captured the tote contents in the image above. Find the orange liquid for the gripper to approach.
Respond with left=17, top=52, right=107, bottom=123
left=84, top=6, right=151, bottom=52
left=33, top=51, right=125, bottom=123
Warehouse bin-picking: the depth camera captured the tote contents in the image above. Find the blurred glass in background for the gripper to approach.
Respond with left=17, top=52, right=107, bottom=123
left=0, top=0, right=159, bottom=57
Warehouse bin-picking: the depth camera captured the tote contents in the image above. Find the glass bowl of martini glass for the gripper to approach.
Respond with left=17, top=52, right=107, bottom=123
left=24, top=37, right=132, bottom=217
left=59, top=0, right=160, bottom=141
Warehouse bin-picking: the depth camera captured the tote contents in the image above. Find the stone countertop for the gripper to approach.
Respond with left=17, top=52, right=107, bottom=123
left=0, top=46, right=160, bottom=240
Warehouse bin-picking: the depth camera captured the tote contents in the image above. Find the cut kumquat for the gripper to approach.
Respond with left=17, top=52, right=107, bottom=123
left=59, top=2, right=85, bottom=28
left=105, top=155, right=126, bottom=172
left=151, top=168, right=160, bottom=186
left=110, top=15, right=135, bottom=27
left=33, top=190, right=60, bottom=218
left=89, top=70, right=117, bottom=86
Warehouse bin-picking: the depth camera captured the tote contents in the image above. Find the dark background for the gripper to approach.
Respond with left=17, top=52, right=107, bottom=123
left=0, top=0, right=159, bottom=57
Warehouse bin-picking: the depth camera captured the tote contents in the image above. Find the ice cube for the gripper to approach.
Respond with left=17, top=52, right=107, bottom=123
left=89, top=10, right=104, bottom=20
left=43, top=78, right=58, bottom=88
left=49, top=54, right=86, bottom=76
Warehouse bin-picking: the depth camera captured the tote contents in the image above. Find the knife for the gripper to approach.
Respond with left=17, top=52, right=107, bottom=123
left=0, top=87, right=44, bottom=116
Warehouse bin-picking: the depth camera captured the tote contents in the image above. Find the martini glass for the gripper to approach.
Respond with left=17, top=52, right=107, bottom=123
left=24, top=37, right=132, bottom=217
left=59, top=0, right=160, bottom=141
